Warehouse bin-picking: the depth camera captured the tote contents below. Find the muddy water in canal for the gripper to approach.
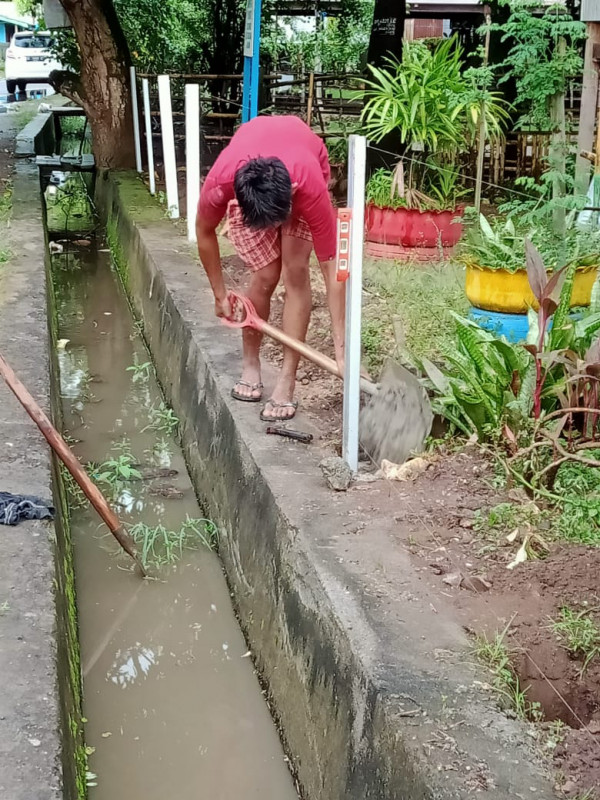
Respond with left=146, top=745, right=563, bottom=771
left=52, top=242, right=298, bottom=799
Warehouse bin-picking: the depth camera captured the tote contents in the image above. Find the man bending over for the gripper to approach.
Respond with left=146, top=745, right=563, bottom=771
left=196, top=115, right=345, bottom=422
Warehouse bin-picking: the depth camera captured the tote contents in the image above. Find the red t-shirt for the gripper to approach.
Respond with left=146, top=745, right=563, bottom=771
left=198, top=116, right=337, bottom=262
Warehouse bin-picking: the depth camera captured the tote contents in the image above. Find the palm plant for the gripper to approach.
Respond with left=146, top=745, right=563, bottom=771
left=361, top=38, right=511, bottom=211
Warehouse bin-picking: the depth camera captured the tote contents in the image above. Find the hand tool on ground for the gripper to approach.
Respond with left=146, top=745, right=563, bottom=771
left=0, top=352, right=147, bottom=577
left=221, top=291, right=433, bottom=465
left=266, top=426, right=313, bottom=443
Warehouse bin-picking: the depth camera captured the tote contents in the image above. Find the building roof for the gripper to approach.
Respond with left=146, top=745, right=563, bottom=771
left=0, top=1, right=34, bottom=27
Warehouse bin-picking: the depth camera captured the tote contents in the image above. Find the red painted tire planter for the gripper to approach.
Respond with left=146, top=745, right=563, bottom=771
left=365, top=204, right=464, bottom=261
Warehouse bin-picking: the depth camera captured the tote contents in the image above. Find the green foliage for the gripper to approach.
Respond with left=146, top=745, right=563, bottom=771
left=460, top=209, right=600, bottom=273
left=144, top=401, right=179, bottom=435
left=366, top=168, right=404, bottom=209
left=326, top=137, right=348, bottom=165
left=551, top=606, right=600, bottom=674
left=126, top=360, right=152, bottom=382
left=491, top=0, right=585, bottom=131
left=419, top=313, right=531, bottom=437
left=263, top=0, right=372, bottom=73
left=553, top=462, right=600, bottom=546
left=361, top=38, right=510, bottom=149
left=90, top=453, right=142, bottom=489
left=129, top=516, right=218, bottom=570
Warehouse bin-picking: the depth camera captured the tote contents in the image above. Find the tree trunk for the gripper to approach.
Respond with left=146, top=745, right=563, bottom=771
left=53, top=0, right=135, bottom=169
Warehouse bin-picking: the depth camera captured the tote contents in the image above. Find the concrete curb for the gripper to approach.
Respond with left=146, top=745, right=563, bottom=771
left=15, top=111, right=54, bottom=158
left=0, top=160, right=62, bottom=799
left=102, top=172, right=556, bottom=800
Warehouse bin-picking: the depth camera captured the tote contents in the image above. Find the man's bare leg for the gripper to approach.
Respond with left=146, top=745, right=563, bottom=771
left=233, top=257, right=281, bottom=399
left=261, top=235, right=312, bottom=420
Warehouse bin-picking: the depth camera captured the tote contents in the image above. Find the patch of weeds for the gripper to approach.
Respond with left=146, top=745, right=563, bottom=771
left=362, top=258, right=469, bottom=364
left=544, top=719, right=566, bottom=752
left=60, top=464, right=86, bottom=510
left=473, top=501, right=550, bottom=539
left=143, top=401, right=179, bottom=435
left=90, top=453, right=141, bottom=491
left=361, top=318, right=390, bottom=375
left=0, top=181, right=12, bottom=221
left=473, top=627, right=542, bottom=722
left=551, top=606, right=600, bottom=674
left=553, top=462, right=600, bottom=546
left=0, top=601, right=10, bottom=615
left=126, top=360, right=152, bottom=382
left=129, top=516, right=217, bottom=570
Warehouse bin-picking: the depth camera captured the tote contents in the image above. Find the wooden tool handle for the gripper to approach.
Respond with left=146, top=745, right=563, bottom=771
left=0, top=353, right=146, bottom=576
left=259, top=320, right=377, bottom=395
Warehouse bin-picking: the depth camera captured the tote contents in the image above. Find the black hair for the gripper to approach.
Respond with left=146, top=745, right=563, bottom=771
left=233, top=157, right=292, bottom=229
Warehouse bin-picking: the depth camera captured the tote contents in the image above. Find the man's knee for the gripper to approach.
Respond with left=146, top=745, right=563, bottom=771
left=252, top=261, right=280, bottom=293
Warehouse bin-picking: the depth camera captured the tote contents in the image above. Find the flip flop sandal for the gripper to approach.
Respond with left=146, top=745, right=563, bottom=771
left=231, top=381, right=263, bottom=403
left=260, top=399, right=298, bottom=422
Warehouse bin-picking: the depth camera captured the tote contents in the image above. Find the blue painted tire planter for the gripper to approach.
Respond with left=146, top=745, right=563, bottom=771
left=468, top=307, right=583, bottom=344
left=468, top=307, right=529, bottom=343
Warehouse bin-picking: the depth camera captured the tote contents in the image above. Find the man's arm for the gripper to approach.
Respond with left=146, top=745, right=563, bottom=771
left=196, top=214, right=231, bottom=318
left=319, top=259, right=345, bottom=370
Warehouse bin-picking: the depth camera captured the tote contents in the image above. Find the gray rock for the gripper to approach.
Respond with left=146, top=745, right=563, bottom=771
left=319, top=456, right=353, bottom=491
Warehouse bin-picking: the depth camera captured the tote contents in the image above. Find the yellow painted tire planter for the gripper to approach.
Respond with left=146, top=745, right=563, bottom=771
left=465, top=262, right=599, bottom=314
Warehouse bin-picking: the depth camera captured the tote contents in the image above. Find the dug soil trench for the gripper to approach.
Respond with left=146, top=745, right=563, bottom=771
left=49, top=238, right=299, bottom=798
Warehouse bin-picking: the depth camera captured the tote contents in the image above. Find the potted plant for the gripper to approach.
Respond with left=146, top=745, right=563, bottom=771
left=461, top=212, right=600, bottom=314
left=365, top=160, right=468, bottom=260
left=361, top=38, right=510, bottom=261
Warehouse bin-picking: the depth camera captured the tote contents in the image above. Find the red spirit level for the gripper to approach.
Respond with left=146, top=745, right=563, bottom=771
left=336, top=208, right=352, bottom=282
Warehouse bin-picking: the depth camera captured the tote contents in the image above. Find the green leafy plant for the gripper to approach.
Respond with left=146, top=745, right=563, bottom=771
left=326, top=137, right=349, bottom=165
left=491, top=0, right=585, bottom=131
left=361, top=38, right=509, bottom=211
left=551, top=606, right=600, bottom=674
left=460, top=209, right=600, bottom=273
left=143, top=401, right=179, bottom=435
left=418, top=313, right=531, bottom=436
left=91, top=454, right=142, bottom=489
left=126, top=360, right=152, bottom=382
left=366, top=168, right=405, bottom=210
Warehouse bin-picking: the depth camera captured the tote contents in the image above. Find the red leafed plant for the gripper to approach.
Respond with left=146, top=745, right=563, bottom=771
left=524, top=239, right=567, bottom=419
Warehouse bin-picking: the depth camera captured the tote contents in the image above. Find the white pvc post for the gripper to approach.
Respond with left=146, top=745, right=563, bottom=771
left=157, top=74, right=180, bottom=219
left=142, top=78, right=156, bottom=195
left=129, top=66, right=142, bottom=173
left=342, top=135, right=367, bottom=473
left=185, top=83, right=201, bottom=242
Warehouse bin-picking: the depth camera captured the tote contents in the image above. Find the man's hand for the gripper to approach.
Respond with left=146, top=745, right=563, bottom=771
left=214, top=294, right=232, bottom=319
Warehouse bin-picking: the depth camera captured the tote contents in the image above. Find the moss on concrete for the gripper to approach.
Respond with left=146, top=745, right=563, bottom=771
left=46, top=249, right=88, bottom=800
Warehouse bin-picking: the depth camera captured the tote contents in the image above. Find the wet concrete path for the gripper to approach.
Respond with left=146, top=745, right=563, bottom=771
left=52, top=241, right=298, bottom=799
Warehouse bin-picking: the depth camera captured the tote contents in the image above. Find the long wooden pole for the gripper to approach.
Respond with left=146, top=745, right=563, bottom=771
left=0, top=353, right=146, bottom=577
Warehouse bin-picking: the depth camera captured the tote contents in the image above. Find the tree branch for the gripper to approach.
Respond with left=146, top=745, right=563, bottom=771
left=49, top=69, right=89, bottom=114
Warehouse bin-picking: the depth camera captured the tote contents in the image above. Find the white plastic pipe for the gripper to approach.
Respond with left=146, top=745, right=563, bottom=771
left=185, top=83, right=201, bottom=242
left=129, top=66, right=142, bottom=173
left=342, top=135, right=367, bottom=473
left=142, top=78, right=155, bottom=195
left=157, top=74, right=180, bottom=219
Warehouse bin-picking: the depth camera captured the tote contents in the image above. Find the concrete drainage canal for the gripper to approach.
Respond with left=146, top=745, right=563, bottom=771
left=45, top=177, right=299, bottom=798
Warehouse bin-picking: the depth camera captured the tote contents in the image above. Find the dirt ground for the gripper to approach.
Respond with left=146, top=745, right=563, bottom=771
left=221, top=242, right=600, bottom=798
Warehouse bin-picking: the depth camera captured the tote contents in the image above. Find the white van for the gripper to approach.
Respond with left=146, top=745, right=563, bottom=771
left=4, top=31, right=62, bottom=94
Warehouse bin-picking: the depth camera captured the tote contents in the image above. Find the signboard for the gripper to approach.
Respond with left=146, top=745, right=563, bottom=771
left=243, top=0, right=255, bottom=58
left=43, top=0, right=71, bottom=29
left=367, top=0, right=405, bottom=67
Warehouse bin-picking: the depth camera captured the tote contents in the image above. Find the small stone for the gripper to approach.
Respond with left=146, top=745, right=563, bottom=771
left=462, top=575, right=492, bottom=592
left=319, top=456, right=353, bottom=491
left=459, top=518, right=474, bottom=529
left=561, top=780, right=577, bottom=795
left=28, top=738, right=41, bottom=747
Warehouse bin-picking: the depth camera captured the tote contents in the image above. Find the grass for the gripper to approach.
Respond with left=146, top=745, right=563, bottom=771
left=129, top=516, right=218, bottom=570
left=362, top=258, right=469, bottom=367
left=473, top=626, right=542, bottom=722
left=553, top=462, right=600, bottom=546
left=551, top=606, right=600, bottom=674
left=60, top=464, right=87, bottom=510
